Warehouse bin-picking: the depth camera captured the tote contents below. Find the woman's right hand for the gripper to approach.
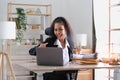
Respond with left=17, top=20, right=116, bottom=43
left=39, top=43, right=48, bottom=48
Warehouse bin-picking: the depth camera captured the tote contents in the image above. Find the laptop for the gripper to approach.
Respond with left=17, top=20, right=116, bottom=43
left=36, top=47, right=64, bottom=66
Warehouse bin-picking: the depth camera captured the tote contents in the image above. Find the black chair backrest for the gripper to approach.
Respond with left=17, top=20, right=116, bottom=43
left=45, top=27, right=52, bottom=36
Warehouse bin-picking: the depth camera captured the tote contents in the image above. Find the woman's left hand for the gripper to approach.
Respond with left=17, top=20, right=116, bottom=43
left=39, top=43, right=48, bottom=48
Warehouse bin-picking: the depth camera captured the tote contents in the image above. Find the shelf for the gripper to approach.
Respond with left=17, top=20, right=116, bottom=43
left=7, top=74, right=34, bottom=78
left=13, top=44, right=37, bottom=46
left=26, top=28, right=41, bottom=31
left=11, top=59, right=36, bottom=62
left=10, top=54, right=36, bottom=62
left=110, top=28, right=120, bottom=31
left=111, top=4, right=120, bottom=7
left=8, top=13, right=51, bottom=16
left=9, top=3, right=51, bottom=6
left=10, top=54, right=35, bottom=57
left=27, top=23, right=41, bottom=25
left=7, top=2, right=52, bottom=80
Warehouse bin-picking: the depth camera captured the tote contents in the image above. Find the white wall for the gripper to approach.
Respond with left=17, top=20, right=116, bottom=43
left=0, top=0, right=93, bottom=48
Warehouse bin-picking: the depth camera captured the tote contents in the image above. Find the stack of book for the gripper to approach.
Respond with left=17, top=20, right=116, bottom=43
left=72, top=58, right=98, bottom=64
left=72, top=53, right=98, bottom=64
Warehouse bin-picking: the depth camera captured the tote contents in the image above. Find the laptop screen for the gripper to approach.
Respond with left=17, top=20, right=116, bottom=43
left=36, top=47, right=64, bottom=66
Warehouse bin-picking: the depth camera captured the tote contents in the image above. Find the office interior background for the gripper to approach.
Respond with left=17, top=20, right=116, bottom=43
left=0, top=0, right=120, bottom=80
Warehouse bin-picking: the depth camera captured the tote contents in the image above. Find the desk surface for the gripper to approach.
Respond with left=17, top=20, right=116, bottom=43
left=16, top=62, right=120, bottom=71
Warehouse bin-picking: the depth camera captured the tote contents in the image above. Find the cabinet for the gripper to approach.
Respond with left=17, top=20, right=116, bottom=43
left=77, top=69, right=93, bottom=80
left=73, top=48, right=94, bottom=80
left=7, top=2, right=52, bottom=80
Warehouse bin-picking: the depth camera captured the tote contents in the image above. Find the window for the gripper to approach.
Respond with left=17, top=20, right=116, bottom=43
left=94, top=0, right=120, bottom=58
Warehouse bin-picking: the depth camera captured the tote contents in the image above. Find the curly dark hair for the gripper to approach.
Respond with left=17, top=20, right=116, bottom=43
left=50, top=16, right=74, bottom=49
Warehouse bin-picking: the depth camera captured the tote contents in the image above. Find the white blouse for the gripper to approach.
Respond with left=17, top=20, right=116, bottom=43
left=54, top=39, right=70, bottom=65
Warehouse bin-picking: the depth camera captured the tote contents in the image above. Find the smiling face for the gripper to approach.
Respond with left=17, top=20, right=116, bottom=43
left=54, top=23, right=66, bottom=42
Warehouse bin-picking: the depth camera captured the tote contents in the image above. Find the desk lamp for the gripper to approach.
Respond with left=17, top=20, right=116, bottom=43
left=76, top=34, right=87, bottom=48
left=0, top=21, right=16, bottom=80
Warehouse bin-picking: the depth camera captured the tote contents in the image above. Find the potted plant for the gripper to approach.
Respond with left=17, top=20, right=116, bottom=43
left=16, top=8, right=27, bottom=44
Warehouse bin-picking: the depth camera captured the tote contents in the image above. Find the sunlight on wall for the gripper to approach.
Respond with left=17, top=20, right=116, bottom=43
left=94, top=0, right=109, bottom=58
left=94, top=0, right=120, bottom=59
left=94, top=1, right=120, bottom=80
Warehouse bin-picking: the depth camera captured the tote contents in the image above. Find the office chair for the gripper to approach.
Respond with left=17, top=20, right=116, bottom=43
left=45, top=27, right=52, bottom=36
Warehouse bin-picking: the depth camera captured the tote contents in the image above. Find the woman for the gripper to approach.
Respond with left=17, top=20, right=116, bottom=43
left=29, top=17, right=78, bottom=80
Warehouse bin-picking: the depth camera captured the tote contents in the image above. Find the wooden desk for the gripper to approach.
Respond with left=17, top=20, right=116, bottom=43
left=16, top=62, right=120, bottom=71
left=16, top=62, right=120, bottom=80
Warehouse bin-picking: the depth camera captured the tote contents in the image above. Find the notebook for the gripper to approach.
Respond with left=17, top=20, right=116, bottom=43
left=36, top=47, right=64, bottom=66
